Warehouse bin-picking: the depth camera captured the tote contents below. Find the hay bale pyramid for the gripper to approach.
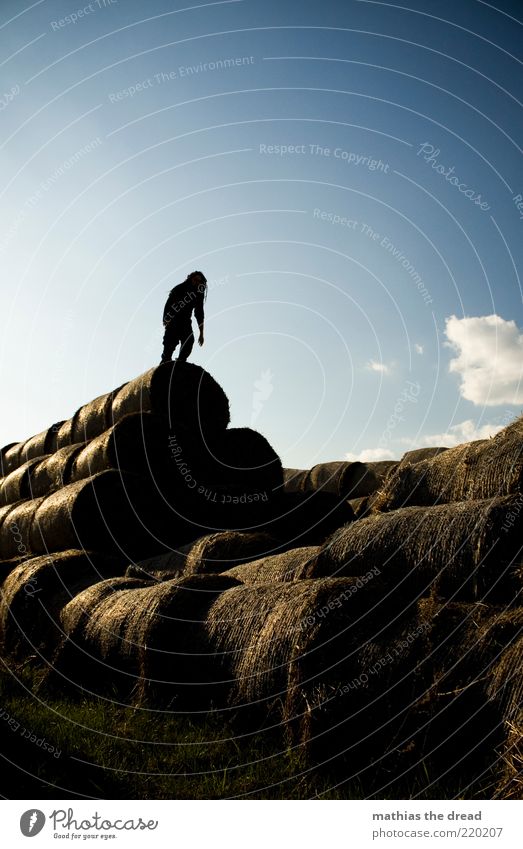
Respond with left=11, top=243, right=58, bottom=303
left=1, top=359, right=522, bottom=798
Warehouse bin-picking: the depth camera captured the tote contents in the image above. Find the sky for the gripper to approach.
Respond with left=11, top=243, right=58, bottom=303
left=0, top=0, right=522, bottom=468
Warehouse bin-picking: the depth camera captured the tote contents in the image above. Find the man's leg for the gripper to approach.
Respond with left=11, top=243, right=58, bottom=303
left=161, top=323, right=178, bottom=363
left=177, top=326, right=194, bottom=362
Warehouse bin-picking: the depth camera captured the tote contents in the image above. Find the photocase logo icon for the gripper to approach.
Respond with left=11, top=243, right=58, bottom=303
left=20, top=810, right=46, bottom=837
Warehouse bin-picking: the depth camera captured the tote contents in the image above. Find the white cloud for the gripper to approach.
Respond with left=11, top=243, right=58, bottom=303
left=414, top=343, right=424, bottom=355
left=367, top=359, right=391, bottom=375
left=445, top=314, right=523, bottom=405
left=418, top=419, right=504, bottom=448
left=346, top=416, right=509, bottom=461
left=345, top=447, right=396, bottom=462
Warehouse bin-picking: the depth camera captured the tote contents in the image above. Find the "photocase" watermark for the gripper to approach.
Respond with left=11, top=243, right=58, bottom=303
left=416, top=142, right=490, bottom=211
left=378, top=381, right=420, bottom=450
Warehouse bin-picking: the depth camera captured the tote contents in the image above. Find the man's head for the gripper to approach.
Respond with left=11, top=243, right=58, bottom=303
left=188, top=270, right=207, bottom=289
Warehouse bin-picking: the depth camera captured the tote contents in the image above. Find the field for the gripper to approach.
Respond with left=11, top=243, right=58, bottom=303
left=0, top=663, right=503, bottom=800
left=1, top=363, right=522, bottom=800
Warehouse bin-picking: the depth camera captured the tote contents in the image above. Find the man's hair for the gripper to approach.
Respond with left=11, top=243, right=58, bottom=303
left=188, top=270, right=207, bottom=298
left=188, top=270, right=207, bottom=283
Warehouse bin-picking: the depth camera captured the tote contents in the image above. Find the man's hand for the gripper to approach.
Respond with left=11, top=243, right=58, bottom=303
left=198, top=331, right=204, bottom=346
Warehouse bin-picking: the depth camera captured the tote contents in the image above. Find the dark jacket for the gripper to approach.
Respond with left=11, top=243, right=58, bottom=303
left=163, top=280, right=205, bottom=328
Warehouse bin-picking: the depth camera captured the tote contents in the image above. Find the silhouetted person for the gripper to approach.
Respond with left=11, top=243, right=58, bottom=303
left=161, top=270, right=207, bottom=363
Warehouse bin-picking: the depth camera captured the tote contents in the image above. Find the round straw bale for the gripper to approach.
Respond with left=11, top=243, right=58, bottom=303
left=70, top=389, right=118, bottom=443
left=125, top=547, right=192, bottom=581
left=0, top=555, right=25, bottom=586
left=30, top=470, right=176, bottom=558
left=306, top=461, right=365, bottom=497
left=150, top=437, right=278, bottom=531
left=70, top=413, right=166, bottom=483
left=205, top=578, right=431, bottom=755
left=46, top=421, right=65, bottom=454
left=0, top=498, right=44, bottom=560
left=157, top=422, right=281, bottom=532
left=282, top=468, right=308, bottom=493
left=0, top=549, right=127, bottom=661
left=397, top=603, right=523, bottom=789
left=223, top=546, right=320, bottom=584
left=203, top=428, right=283, bottom=492
left=189, top=484, right=276, bottom=533
left=206, top=577, right=423, bottom=707
left=374, top=600, right=523, bottom=779
left=311, top=460, right=398, bottom=499
left=18, top=429, right=48, bottom=464
left=0, top=443, right=17, bottom=477
left=29, top=443, right=86, bottom=498
left=55, top=573, right=240, bottom=704
left=1, top=442, right=25, bottom=477
left=353, top=460, right=398, bottom=495
left=0, top=457, right=50, bottom=507
left=347, top=496, right=371, bottom=519
left=487, top=637, right=523, bottom=727
left=126, top=532, right=281, bottom=581
left=61, top=575, right=153, bottom=637
left=400, top=446, right=448, bottom=466
left=375, top=415, right=523, bottom=511
left=124, top=566, right=168, bottom=582
left=42, top=575, right=152, bottom=697
left=315, top=496, right=523, bottom=603
left=423, top=602, right=523, bottom=685
left=111, top=361, right=230, bottom=437
left=0, top=501, right=23, bottom=539
left=54, top=388, right=128, bottom=452
left=432, top=604, right=523, bottom=732
left=486, top=633, right=523, bottom=799
left=493, top=720, right=523, bottom=799
left=185, top=530, right=281, bottom=574
left=20, top=423, right=64, bottom=463
left=157, top=421, right=215, bottom=497
left=55, top=417, right=75, bottom=450
left=266, top=490, right=355, bottom=547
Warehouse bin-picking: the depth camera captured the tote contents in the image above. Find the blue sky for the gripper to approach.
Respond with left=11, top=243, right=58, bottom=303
left=1, top=0, right=522, bottom=467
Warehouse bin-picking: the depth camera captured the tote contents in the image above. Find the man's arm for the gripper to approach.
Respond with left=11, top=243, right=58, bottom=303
left=194, top=290, right=205, bottom=345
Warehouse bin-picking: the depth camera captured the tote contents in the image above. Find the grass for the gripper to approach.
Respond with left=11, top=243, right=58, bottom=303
left=0, top=659, right=504, bottom=800
left=0, top=660, right=345, bottom=799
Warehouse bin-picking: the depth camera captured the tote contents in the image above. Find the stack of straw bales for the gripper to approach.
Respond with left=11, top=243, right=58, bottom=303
left=0, top=550, right=126, bottom=660
left=2, top=364, right=522, bottom=798
left=203, top=577, right=428, bottom=755
left=373, top=417, right=523, bottom=511
left=125, top=530, right=280, bottom=581
left=51, top=573, right=240, bottom=704
left=283, top=459, right=397, bottom=500
left=314, top=495, right=523, bottom=603
left=266, top=489, right=355, bottom=546
left=0, top=362, right=287, bottom=565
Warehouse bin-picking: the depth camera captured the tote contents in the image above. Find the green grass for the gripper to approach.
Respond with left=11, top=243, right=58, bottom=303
left=0, top=662, right=500, bottom=800
left=0, top=661, right=346, bottom=799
